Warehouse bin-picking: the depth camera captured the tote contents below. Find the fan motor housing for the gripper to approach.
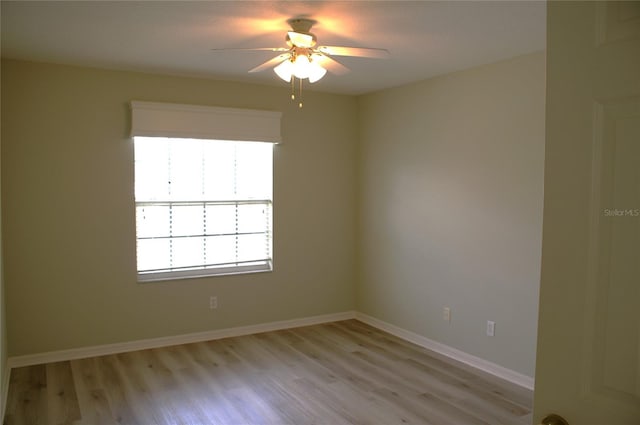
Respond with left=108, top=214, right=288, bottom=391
left=286, top=32, right=317, bottom=48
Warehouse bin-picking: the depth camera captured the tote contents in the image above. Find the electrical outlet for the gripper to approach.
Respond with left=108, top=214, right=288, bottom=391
left=443, top=307, right=451, bottom=323
left=486, top=320, right=495, bottom=336
left=209, top=296, right=218, bottom=310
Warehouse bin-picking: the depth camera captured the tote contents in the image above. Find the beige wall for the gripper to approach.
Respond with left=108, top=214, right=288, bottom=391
left=2, top=53, right=545, bottom=381
left=1, top=59, right=357, bottom=356
left=356, top=52, right=545, bottom=377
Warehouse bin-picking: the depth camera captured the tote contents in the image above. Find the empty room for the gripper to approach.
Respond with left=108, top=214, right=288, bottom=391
left=1, top=1, right=639, bottom=424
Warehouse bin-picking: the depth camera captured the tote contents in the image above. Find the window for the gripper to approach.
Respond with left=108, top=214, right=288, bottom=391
left=130, top=101, right=281, bottom=281
left=134, top=137, right=273, bottom=281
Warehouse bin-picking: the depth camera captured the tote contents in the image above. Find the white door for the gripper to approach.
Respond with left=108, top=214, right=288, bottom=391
left=534, top=1, right=640, bottom=424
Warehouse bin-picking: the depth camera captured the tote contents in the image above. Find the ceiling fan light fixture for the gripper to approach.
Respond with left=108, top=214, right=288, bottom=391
left=298, top=56, right=326, bottom=82
left=274, top=54, right=327, bottom=85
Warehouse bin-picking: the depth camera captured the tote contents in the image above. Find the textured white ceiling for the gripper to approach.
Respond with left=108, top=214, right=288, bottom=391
left=1, top=1, right=546, bottom=95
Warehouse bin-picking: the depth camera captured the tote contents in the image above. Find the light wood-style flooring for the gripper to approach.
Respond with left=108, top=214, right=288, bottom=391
left=4, top=320, right=533, bottom=424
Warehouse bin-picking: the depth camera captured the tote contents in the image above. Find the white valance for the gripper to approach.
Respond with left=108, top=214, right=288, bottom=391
left=130, top=101, right=282, bottom=143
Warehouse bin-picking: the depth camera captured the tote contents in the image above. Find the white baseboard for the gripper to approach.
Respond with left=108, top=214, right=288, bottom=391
left=7, top=311, right=356, bottom=369
left=355, top=312, right=535, bottom=390
left=5, top=310, right=533, bottom=392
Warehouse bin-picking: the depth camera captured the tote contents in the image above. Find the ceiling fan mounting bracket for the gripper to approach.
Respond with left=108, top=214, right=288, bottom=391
left=287, top=18, right=317, bottom=34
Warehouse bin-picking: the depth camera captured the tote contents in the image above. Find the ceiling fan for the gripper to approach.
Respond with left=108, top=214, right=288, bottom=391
left=212, top=18, right=389, bottom=107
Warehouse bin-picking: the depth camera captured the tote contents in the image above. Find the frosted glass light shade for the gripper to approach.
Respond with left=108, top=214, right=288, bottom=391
left=308, top=65, right=327, bottom=83
left=292, top=55, right=313, bottom=79
left=274, top=59, right=294, bottom=82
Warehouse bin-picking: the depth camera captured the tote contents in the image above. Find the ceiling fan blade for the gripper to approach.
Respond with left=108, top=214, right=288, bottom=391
left=248, top=53, right=291, bottom=73
left=317, top=46, right=390, bottom=59
left=311, top=53, right=350, bottom=75
left=211, top=47, right=289, bottom=53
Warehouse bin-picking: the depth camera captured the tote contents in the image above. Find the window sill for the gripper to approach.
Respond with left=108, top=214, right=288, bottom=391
left=137, top=263, right=272, bottom=283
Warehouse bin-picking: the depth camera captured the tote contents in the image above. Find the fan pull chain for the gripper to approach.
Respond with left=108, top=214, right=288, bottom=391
left=299, top=77, right=303, bottom=108
left=289, top=77, right=304, bottom=109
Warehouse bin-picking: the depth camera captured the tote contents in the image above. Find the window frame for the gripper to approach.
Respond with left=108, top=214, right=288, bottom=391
left=130, top=101, right=281, bottom=282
